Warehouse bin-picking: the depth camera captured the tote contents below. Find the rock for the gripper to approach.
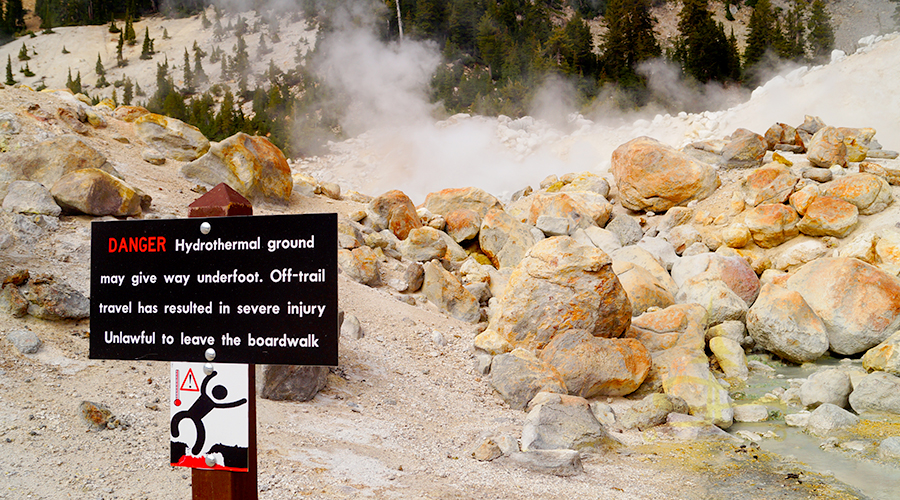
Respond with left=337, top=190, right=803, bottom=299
left=877, top=436, right=900, bottom=459
left=19, top=277, right=90, bottom=320
left=337, top=247, right=381, bottom=286
left=611, top=136, right=720, bottom=212
left=535, top=215, right=571, bottom=236
left=509, top=191, right=612, bottom=230
left=504, top=450, right=583, bottom=476
left=340, top=313, right=363, bottom=339
left=0, top=284, right=28, bottom=317
left=444, top=209, right=481, bottom=242
left=560, top=172, right=610, bottom=197
left=540, top=329, right=650, bottom=398
left=484, top=236, right=631, bottom=351
left=733, top=404, right=769, bottom=423
left=773, top=240, right=830, bottom=271
left=860, top=160, right=900, bottom=185
left=705, top=320, right=746, bottom=345
left=80, top=401, right=124, bottom=430
left=805, top=403, right=859, bottom=437
left=0, top=111, right=21, bottom=134
left=838, top=127, right=875, bottom=162
left=490, top=348, right=567, bottom=410
left=612, top=260, right=675, bottom=316
left=319, top=182, right=341, bottom=200
left=0, top=135, right=116, bottom=200
left=479, top=207, right=539, bottom=269
left=1, top=180, right=61, bottom=216
left=610, top=246, right=677, bottom=297
left=292, top=172, right=319, bottom=197
left=636, top=236, right=679, bottom=271
left=789, top=184, right=819, bottom=216
left=337, top=221, right=365, bottom=250
left=113, top=105, right=150, bottom=122
left=258, top=365, right=328, bottom=401
left=785, top=257, right=900, bottom=355
left=862, top=331, right=900, bottom=375
left=741, top=163, right=799, bottom=207
left=784, top=411, right=811, bottom=427
left=422, top=187, right=501, bottom=222
left=821, top=173, right=893, bottom=215
left=642, top=413, right=737, bottom=441
left=50, top=168, right=143, bottom=217
left=580, top=226, right=621, bottom=254
left=796, top=196, right=858, bottom=238
left=626, top=304, right=733, bottom=427
left=807, top=126, right=847, bottom=168
left=800, top=369, right=852, bottom=409
left=605, top=215, right=643, bottom=246
left=618, top=393, right=690, bottom=430
left=521, top=402, right=619, bottom=452
left=141, top=148, right=166, bottom=165
left=675, top=277, right=748, bottom=326
left=385, top=260, right=424, bottom=293
left=874, top=231, right=900, bottom=275
left=722, top=224, right=751, bottom=248
left=743, top=203, right=800, bottom=248
left=709, top=337, right=748, bottom=380
left=802, top=167, right=833, bottom=183
left=6, top=329, right=41, bottom=354
left=400, top=227, right=448, bottom=262
left=848, top=371, right=900, bottom=415
left=746, top=284, right=829, bottom=364
left=671, top=253, right=760, bottom=306
left=663, top=225, right=702, bottom=255
left=366, top=190, right=423, bottom=240
left=720, top=128, right=768, bottom=169
left=422, top=260, right=480, bottom=323
left=134, top=113, right=210, bottom=161
left=181, top=133, right=291, bottom=202
left=764, top=122, right=803, bottom=150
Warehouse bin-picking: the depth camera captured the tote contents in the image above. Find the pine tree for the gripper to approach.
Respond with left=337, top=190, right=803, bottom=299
left=600, top=0, right=661, bottom=86
left=74, top=71, right=82, bottom=94
left=95, top=53, right=109, bottom=87
left=109, top=16, right=121, bottom=34
left=18, top=43, right=30, bottom=61
left=779, top=1, right=807, bottom=61
left=124, top=77, right=134, bottom=105
left=676, top=0, right=734, bottom=83
left=6, top=0, right=25, bottom=34
left=258, top=33, right=270, bottom=57
left=807, top=0, right=835, bottom=62
left=141, top=27, right=154, bottom=60
left=163, top=27, right=170, bottom=40
left=6, top=56, right=16, bottom=86
left=21, top=62, right=34, bottom=77
left=183, top=48, right=194, bottom=92
left=125, top=15, right=137, bottom=45
left=744, top=0, right=778, bottom=69
left=117, top=31, right=127, bottom=67
left=62, top=46, right=70, bottom=54
left=194, top=49, right=208, bottom=84
left=201, top=9, right=212, bottom=29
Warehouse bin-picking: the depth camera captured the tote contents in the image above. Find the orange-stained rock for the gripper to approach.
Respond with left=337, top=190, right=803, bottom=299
left=365, top=190, right=422, bottom=240
left=862, top=331, right=900, bottom=376
left=743, top=203, right=800, bottom=248
left=479, top=207, right=538, bottom=269
left=134, top=113, right=209, bottom=161
left=113, top=105, right=150, bottom=122
left=838, top=127, right=876, bottom=162
left=611, top=136, right=720, bottom=212
left=508, top=191, right=612, bottom=230
left=807, top=126, right=847, bottom=167
left=50, top=168, right=142, bottom=216
left=540, top=329, right=651, bottom=398
left=422, top=187, right=501, bottom=219
left=821, top=173, right=893, bottom=215
left=786, top=257, right=900, bottom=355
left=487, top=236, right=631, bottom=351
left=741, top=163, right=799, bottom=207
left=444, top=208, right=481, bottom=242
left=422, top=260, right=480, bottom=323
left=789, top=183, right=819, bottom=216
left=181, top=132, right=291, bottom=202
left=612, top=260, right=675, bottom=316
left=338, top=246, right=381, bottom=286
left=720, top=128, right=767, bottom=169
left=797, top=195, right=858, bottom=238
left=764, top=122, right=803, bottom=150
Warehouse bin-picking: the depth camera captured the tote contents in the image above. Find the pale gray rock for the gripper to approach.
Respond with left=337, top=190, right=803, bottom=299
left=20, top=278, right=89, bottom=320
left=7, top=329, right=41, bottom=354
left=877, top=436, right=900, bottom=459
left=642, top=413, right=738, bottom=442
left=605, top=215, right=643, bottom=246
left=489, top=348, right=566, bottom=410
left=401, top=227, right=447, bottom=262
left=637, top=236, right=679, bottom=271
left=134, top=113, right=209, bottom=161
left=675, top=277, right=748, bottom=326
left=581, top=226, right=621, bottom=254
left=2, top=181, right=61, bottom=217
left=141, top=148, right=166, bottom=165
left=848, top=372, right=900, bottom=415
left=535, top=215, right=571, bottom=237
left=617, top=393, right=689, bottom=431
left=521, top=402, right=619, bottom=452
left=800, top=369, right=852, bottom=409
left=0, top=111, right=21, bottom=134
left=422, top=260, right=480, bottom=323
left=746, top=284, right=829, bottom=364
left=340, top=313, right=363, bottom=339
left=733, top=404, right=769, bottom=423
left=805, top=403, right=859, bottom=437
left=504, top=450, right=583, bottom=476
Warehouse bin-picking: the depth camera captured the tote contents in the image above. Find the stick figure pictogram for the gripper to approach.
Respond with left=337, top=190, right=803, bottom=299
left=171, top=370, right=247, bottom=455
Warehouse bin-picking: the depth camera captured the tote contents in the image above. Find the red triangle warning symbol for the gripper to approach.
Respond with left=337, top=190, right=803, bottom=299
left=180, top=369, right=200, bottom=392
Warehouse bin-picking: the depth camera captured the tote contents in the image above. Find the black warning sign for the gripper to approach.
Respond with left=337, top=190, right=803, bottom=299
left=89, top=214, right=338, bottom=365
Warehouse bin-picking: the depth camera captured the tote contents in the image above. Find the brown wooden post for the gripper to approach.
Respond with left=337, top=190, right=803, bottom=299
left=188, top=183, right=257, bottom=500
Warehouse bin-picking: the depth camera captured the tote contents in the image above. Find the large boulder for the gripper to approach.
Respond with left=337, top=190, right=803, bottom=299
left=479, top=207, right=539, bottom=269
left=617, top=393, right=690, bottom=430
left=626, top=304, right=733, bottom=428
left=50, top=168, right=143, bottom=217
left=134, top=113, right=210, bottom=161
left=181, top=133, right=291, bottom=202
left=806, top=126, right=847, bottom=168
left=612, top=260, right=675, bottom=316
left=805, top=403, right=859, bottom=437
left=0, top=135, right=117, bottom=200
left=365, top=190, right=422, bottom=240
left=400, top=227, right=448, bottom=262
left=521, top=401, right=620, bottom=452
left=1, top=180, right=61, bottom=216
left=785, top=257, right=900, bottom=355
left=848, top=372, right=900, bottom=415
left=746, top=284, right=829, bottom=363
left=610, top=245, right=678, bottom=297
left=337, top=247, right=381, bottom=286
left=478, top=236, right=631, bottom=351
left=838, top=127, right=876, bottom=162
left=508, top=191, right=612, bottom=230
left=19, top=277, right=90, bottom=320
left=796, top=195, right=858, bottom=238
left=671, top=253, right=760, bottom=306
left=490, top=348, right=567, bottom=410
left=743, top=203, right=800, bottom=248
left=821, top=173, right=893, bottom=215
left=800, top=369, right=852, bottom=409
left=862, top=331, right=900, bottom=376
left=740, top=163, right=799, bottom=207
left=422, top=187, right=501, bottom=221
left=611, top=136, right=720, bottom=212
left=422, top=260, right=481, bottom=323
left=675, top=277, right=748, bottom=326
left=720, top=128, right=767, bottom=169
left=258, top=365, right=327, bottom=402
left=539, top=329, right=651, bottom=398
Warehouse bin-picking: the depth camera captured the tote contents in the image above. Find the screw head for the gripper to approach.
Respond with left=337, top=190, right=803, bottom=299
left=200, top=221, right=211, bottom=235
left=205, top=348, right=216, bottom=362
left=204, top=455, right=216, bottom=467
left=203, top=362, right=214, bottom=375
